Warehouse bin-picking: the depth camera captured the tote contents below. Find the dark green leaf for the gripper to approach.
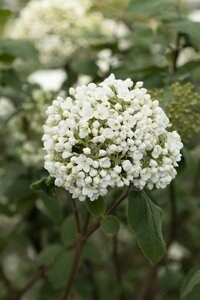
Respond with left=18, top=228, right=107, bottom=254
left=81, top=241, right=102, bottom=263
left=61, top=215, right=76, bottom=246
left=127, top=191, right=166, bottom=264
left=41, top=193, right=62, bottom=222
left=85, top=197, right=106, bottom=217
left=126, top=0, right=174, bottom=17
left=181, top=266, right=200, bottom=300
left=49, top=251, right=73, bottom=289
left=71, top=57, right=98, bottom=75
left=0, top=9, right=12, bottom=24
left=30, top=176, right=56, bottom=197
left=0, top=69, right=22, bottom=90
left=169, top=21, right=200, bottom=49
left=0, top=39, right=39, bottom=62
left=37, top=244, right=63, bottom=266
left=100, top=215, right=120, bottom=235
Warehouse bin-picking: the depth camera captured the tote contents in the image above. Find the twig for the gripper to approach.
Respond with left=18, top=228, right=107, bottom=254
left=85, top=188, right=129, bottom=240
left=112, top=235, right=125, bottom=300
left=17, top=188, right=129, bottom=300
left=15, top=265, right=51, bottom=300
left=192, top=160, right=200, bottom=196
left=71, top=198, right=81, bottom=235
left=61, top=188, right=129, bottom=300
left=82, top=211, right=90, bottom=235
left=61, top=240, right=84, bottom=300
left=84, top=260, right=99, bottom=300
left=168, top=181, right=177, bottom=246
left=0, top=265, right=17, bottom=299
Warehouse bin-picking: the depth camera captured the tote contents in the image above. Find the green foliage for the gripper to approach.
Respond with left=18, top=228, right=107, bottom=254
left=71, top=57, right=98, bottom=76
left=169, top=21, right=200, bottom=50
left=0, top=0, right=200, bottom=299
left=60, top=215, right=76, bottom=246
left=0, top=9, right=12, bottom=25
left=49, top=251, right=73, bottom=289
left=85, top=197, right=106, bottom=217
left=37, top=244, right=63, bottom=266
left=126, top=0, right=175, bottom=18
left=0, top=39, right=39, bottom=63
left=127, top=191, right=166, bottom=264
left=150, top=82, right=200, bottom=142
left=181, top=267, right=200, bottom=300
left=100, top=215, right=120, bottom=235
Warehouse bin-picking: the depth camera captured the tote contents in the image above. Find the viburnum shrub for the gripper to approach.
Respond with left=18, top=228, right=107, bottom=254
left=38, top=74, right=183, bottom=298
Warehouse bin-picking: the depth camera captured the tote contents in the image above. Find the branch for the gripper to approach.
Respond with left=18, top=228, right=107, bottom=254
left=0, top=265, right=17, bottom=299
left=61, top=188, right=129, bottom=300
left=168, top=181, right=177, bottom=246
left=84, top=260, right=100, bottom=300
left=112, top=235, right=125, bottom=300
left=71, top=197, right=81, bottom=235
left=18, top=188, right=129, bottom=300
left=85, top=188, right=129, bottom=240
left=61, top=240, right=84, bottom=300
left=15, top=265, right=51, bottom=300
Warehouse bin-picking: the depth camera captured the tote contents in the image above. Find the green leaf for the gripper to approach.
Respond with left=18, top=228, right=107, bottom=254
left=0, top=162, right=25, bottom=195
left=181, top=267, right=200, bottom=300
left=169, top=21, right=200, bottom=49
left=0, top=39, right=39, bottom=62
left=85, top=197, right=106, bottom=217
left=126, top=0, right=174, bottom=17
left=100, top=215, right=120, bottom=235
left=37, top=244, right=63, bottom=266
left=49, top=251, right=73, bottom=289
left=30, top=176, right=56, bottom=197
left=81, top=241, right=102, bottom=263
left=0, top=9, right=12, bottom=25
left=71, top=57, right=98, bottom=75
left=127, top=191, right=166, bottom=264
left=41, top=193, right=62, bottom=222
left=61, top=215, right=76, bottom=246
left=0, top=69, right=22, bottom=90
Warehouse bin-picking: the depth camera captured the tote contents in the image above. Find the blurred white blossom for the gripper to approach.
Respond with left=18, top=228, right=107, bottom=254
left=0, top=97, right=15, bottom=120
left=11, top=0, right=117, bottom=67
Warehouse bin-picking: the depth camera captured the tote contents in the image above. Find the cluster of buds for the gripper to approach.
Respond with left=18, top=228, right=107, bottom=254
left=43, top=74, right=183, bottom=201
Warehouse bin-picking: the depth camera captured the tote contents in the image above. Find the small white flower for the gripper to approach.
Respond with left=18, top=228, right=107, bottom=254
left=79, top=127, right=90, bottom=139
left=94, top=105, right=109, bottom=120
left=83, top=147, right=91, bottom=155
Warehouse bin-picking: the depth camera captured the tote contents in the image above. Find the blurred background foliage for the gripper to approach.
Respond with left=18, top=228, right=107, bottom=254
left=0, top=0, right=200, bottom=299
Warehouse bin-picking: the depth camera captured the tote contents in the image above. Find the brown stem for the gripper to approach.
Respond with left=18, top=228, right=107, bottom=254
left=17, top=189, right=129, bottom=300
left=0, top=265, right=17, bottom=299
left=192, top=160, right=200, bottom=196
left=168, top=181, right=177, bottom=245
left=61, top=188, right=129, bottom=300
left=112, top=236, right=125, bottom=300
left=71, top=197, right=81, bottom=235
left=15, top=265, right=51, bottom=300
left=84, top=260, right=99, bottom=300
left=85, top=188, right=129, bottom=240
left=61, top=240, right=84, bottom=300
left=82, top=211, right=90, bottom=234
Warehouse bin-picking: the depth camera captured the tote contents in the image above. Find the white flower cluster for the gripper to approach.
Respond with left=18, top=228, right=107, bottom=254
left=11, top=0, right=115, bottom=67
left=8, top=89, right=59, bottom=167
left=43, top=74, right=183, bottom=201
left=0, top=97, right=15, bottom=120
